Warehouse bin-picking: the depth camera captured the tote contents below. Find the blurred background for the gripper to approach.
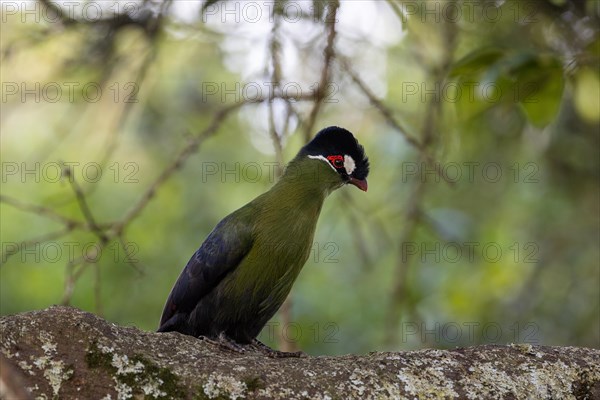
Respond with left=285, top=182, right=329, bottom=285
left=1, top=0, right=598, bottom=355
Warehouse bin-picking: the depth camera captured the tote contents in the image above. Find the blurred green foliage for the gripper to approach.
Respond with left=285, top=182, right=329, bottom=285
left=1, top=0, right=598, bottom=355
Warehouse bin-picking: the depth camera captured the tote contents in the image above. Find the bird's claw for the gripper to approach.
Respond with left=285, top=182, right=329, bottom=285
left=198, top=333, right=246, bottom=354
left=249, top=339, right=308, bottom=358
left=198, top=335, right=307, bottom=358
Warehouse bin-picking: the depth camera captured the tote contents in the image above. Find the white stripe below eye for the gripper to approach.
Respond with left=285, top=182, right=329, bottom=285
left=344, top=155, right=356, bottom=175
left=308, top=155, right=337, bottom=172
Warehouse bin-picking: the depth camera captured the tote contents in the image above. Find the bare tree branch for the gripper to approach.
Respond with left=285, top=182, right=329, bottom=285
left=4, top=307, right=599, bottom=400
left=385, top=0, right=408, bottom=24
left=385, top=6, right=459, bottom=345
left=0, top=228, right=72, bottom=266
left=63, top=166, right=108, bottom=244
left=0, top=195, right=80, bottom=228
left=116, top=102, right=243, bottom=230
left=338, top=57, right=455, bottom=186
left=267, top=10, right=285, bottom=176
left=338, top=56, right=423, bottom=150
left=303, top=0, right=340, bottom=142
left=61, top=256, right=87, bottom=306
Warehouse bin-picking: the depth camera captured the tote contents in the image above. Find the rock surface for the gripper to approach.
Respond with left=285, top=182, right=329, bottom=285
left=0, top=306, right=598, bottom=399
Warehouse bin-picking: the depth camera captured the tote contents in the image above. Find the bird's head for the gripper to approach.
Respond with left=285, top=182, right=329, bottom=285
left=299, top=126, right=370, bottom=192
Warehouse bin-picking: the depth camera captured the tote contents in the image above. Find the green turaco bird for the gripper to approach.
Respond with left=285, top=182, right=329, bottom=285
left=157, top=126, right=369, bottom=354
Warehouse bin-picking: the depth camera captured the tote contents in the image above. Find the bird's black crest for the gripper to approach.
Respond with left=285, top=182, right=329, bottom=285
left=301, top=126, right=370, bottom=180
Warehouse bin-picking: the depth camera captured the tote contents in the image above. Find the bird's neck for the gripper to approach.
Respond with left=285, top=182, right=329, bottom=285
left=269, top=156, right=339, bottom=205
left=251, top=156, right=337, bottom=232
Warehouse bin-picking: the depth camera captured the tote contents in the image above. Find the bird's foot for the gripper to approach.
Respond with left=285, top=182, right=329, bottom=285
left=198, top=333, right=246, bottom=354
left=198, top=335, right=306, bottom=357
left=249, top=339, right=308, bottom=358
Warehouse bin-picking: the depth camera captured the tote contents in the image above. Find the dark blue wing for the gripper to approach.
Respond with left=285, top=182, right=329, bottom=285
left=158, top=212, right=253, bottom=331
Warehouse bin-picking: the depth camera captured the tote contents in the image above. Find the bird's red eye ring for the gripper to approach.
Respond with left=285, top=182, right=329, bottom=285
left=327, top=155, right=344, bottom=169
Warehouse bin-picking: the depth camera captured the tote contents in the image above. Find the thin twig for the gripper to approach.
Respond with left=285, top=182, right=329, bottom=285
left=385, top=0, right=408, bottom=24
left=61, top=256, right=86, bottom=305
left=303, top=0, right=340, bottom=142
left=38, top=0, right=148, bottom=28
left=95, top=0, right=170, bottom=171
left=0, top=195, right=80, bottom=228
left=60, top=238, right=105, bottom=305
left=267, top=11, right=285, bottom=175
left=0, top=228, right=72, bottom=267
left=384, top=6, right=459, bottom=346
left=94, top=263, right=103, bottom=316
left=339, top=57, right=423, bottom=150
left=118, top=235, right=144, bottom=275
left=64, top=166, right=108, bottom=244
left=339, top=56, right=455, bottom=186
left=384, top=177, right=425, bottom=346
left=118, top=102, right=244, bottom=229
left=340, top=192, right=372, bottom=267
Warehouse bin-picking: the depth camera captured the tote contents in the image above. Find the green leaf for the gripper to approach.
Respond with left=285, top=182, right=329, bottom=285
left=515, top=57, right=564, bottom=127
left=449, top=48, right=506, bottom=78
left=574, top=68, right=600, bottom=123
left=451, top=49, right=565, bottom=127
